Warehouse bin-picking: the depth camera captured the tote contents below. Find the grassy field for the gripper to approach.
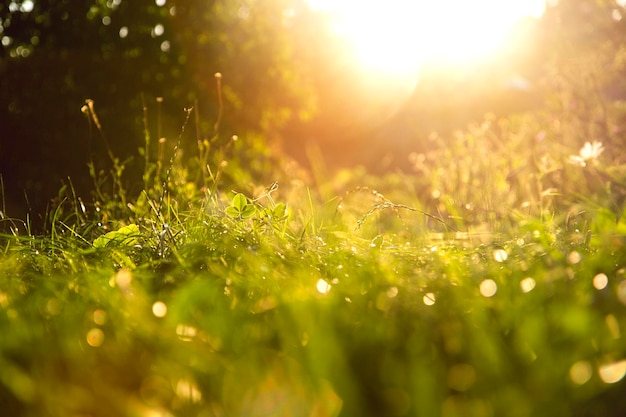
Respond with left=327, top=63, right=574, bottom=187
left=2, top=107, right=626, bottom=417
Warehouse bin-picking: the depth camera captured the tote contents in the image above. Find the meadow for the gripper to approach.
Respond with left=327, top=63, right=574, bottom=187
left=1, top=100, right=626, bottom=417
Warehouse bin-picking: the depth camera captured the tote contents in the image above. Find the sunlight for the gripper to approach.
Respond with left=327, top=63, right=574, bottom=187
left=316, top=278, right=332, bottom=294
left=307, top=0, right=545, bottom=75
left=599, top=360, right=626, bottom=384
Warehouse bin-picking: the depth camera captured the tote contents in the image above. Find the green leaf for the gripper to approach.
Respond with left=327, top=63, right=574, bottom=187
left=240, top=204, right=256, bottom=219
left=272, top=203, right=287, bottom=220
left=226, top=193, right=256, bottom=219
left=93, top=224, right=140, bottom=248
left=225, top=206, right=241, bottom=218
left=232, top=193, right=248, bottom=211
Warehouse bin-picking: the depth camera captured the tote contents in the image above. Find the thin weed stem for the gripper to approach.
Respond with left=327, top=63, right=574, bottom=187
left=157, top=106, right=194, bottom=215
left=84, top=99, right=127, bottom=206
left=194, top=98, right=201, bottom=144
left=340, top=187, right=458, bottom=233
left=141, top=93, right=152, bottom=189
left=214, top=72, right=223, bottom=135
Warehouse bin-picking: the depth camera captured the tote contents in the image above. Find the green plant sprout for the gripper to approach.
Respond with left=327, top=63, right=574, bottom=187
left=92, top=223, right=141, bottom=248
left=225, top=193, right=256, bottom=220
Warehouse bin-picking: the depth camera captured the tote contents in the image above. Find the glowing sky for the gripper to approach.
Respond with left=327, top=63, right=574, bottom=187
left=307, top=0, right=546, bottom=75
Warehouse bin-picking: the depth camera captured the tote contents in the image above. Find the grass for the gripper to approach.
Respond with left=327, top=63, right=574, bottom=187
left=1, top=96, right=626, bottom=417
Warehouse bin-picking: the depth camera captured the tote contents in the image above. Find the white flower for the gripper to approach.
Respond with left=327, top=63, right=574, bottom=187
left=568, top=141, right=604, bottom=167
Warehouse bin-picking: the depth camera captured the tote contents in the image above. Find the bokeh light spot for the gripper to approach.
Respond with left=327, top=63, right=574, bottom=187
left=176, top=324, right=197, bottom=341
left=599, top=360, right=626, bottom=384
left=493, top=248, right=507, bottom=262
left=568, top=251, right=582, bottom=265
left=152, top=23, right=164, bottom=37
left=0, top=291, right=8, bottom=308
left=316, top=279, right=331, bottom=294
left=86, top=328, right=105, bottom=347
left=520, top=277, right=536, bottom=293
left=20, top=0, right=34, bottom=12
left=423, top=292, right=436, bottom=306
left=152, top=301, right=168, bottom=318
left=387, top=286, right=399, bottom=298
left=93, top=308, right=107, bottom=325
left=115, top=269, right=133, bottom=287
left=569, top=361, right=592, bottom=385
left=593, top=273, right=608, bottom=290
left=480, top=279, right=497, bottom=297
left=175, top=379, right=202, bottom=403
left=567, top=251, right=581, bottom=264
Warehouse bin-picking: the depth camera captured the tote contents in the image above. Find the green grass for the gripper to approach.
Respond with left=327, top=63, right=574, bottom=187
left=2, top=105, right=626, bottom=417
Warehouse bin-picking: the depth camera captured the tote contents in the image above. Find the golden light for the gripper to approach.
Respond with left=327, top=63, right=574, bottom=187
left=599, top=360, right=626, bottom=384
left=307, top=0, right=545, bottom=76
left=569, top=361, right=592, bottom=385
left=316, top=278, right=332, bottom=294
left=480, top=279, right=498, bottom=298
left=152, top=301, right=168, bottom=318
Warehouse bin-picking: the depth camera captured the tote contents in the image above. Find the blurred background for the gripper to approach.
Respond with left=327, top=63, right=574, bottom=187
left=2, top=0, right=626, bottom=228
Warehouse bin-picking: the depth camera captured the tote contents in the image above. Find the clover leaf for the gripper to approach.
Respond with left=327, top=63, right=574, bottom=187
left=225, top=193, right=256, bottom=219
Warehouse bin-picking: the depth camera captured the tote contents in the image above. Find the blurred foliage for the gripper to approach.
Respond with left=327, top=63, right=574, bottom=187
left=0, top=0, right=321, bottom=223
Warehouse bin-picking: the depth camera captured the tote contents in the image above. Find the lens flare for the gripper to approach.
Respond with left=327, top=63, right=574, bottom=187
left=307, top=0, right=545, bottom=75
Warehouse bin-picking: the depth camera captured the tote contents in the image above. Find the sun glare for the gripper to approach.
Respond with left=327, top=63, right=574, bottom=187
left=308, top=0, right=545, bottom=75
